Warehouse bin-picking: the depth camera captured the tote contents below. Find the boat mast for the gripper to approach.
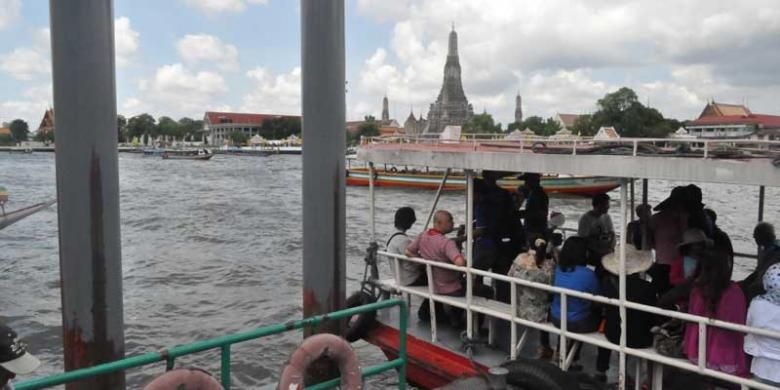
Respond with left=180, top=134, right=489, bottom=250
left=49, top=0, right=125, bottom=388
left=301, top=0, right=346, bottom=335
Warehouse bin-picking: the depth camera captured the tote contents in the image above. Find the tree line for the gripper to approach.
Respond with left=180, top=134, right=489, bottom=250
left=462, top=87, right=683, bottom=138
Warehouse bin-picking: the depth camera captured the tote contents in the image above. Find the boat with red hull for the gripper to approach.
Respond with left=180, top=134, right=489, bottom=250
left=346, top=167, right=620, bottom=196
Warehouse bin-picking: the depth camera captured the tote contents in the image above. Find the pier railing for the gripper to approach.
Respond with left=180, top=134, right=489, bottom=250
left=16, top=299, right=408, bottom=390
left=376, top=251, right=779, bottom=390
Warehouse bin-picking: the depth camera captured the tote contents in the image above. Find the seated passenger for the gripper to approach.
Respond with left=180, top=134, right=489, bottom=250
left=683, top=250, right=748, bottom=377
left=744, top=264, right=780, bottom=387
left=551, top=236, right=600, bottom=332
left=596, top=247, right=658, bottom=381
left=386, top=207, right=425, bottom=286
left=508, top=237, right=555, bottom=358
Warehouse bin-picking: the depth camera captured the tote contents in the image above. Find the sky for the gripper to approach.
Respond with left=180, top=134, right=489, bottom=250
left=0, top=0, right=779, bottom=129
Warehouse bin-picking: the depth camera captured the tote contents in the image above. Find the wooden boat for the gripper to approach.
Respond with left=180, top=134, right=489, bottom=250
left=161, top=149, right=213, bottom=160
left=346, top=167, right=620, bottom=196
left=0, top=198, right=56, bottom=230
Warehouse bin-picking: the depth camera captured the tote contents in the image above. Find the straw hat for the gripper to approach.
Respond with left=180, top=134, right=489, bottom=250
left=601, top=246, right=654, bottom=275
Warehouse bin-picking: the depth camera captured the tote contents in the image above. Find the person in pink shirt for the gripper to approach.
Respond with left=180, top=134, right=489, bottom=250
left=649, top=186, right=688, bottom=294
left=683, top=249, right=748, bottom=378
left=406, top=210, right=466, bottom=295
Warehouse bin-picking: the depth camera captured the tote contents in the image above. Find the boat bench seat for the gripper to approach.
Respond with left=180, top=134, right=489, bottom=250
left=373, top=277, right=671, bottom=389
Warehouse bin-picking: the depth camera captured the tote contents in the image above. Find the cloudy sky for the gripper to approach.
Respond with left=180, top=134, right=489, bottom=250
left=0, top=0, right=779, bottom=128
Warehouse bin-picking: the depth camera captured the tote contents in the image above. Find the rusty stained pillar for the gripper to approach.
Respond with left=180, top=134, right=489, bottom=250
left=301, top=0, right=346, bottom=336
left=49, top=0, right=125, bottom=388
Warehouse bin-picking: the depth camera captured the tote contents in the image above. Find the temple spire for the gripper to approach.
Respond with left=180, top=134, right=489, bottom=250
left=381, top=94, right=389, bottom=121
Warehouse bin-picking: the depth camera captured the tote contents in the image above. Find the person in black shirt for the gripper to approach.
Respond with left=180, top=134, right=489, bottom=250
left=518, top=173, right=548, bottom=246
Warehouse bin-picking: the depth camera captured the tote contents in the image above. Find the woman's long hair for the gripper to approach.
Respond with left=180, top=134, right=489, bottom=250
left=530, top=237, right=548, bottom=268
left=559, top=236, right=588, bottom=272
left=693, top=249, right=733, bottom=315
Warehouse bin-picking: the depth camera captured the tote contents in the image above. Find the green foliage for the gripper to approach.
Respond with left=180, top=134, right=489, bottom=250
left=584, top=87, right=679, bottom=138
left=117, top=115, right=127, bottom=143
left=157, top=116, right=184, bottom=139
left=178, top=117, right=205, bottom=140
left=0, top=134, right=13, bottom=146
left=9, top=119, right=29, bottom=141
left=259, top=116, right=301, bottom=139
left=347, top=116, right=379, bottom=145
left=463, top=113, right=502, bottom=134
left=230, top=130, right=249, bottom=146
left=126, top=114, right=157, bottom=140
left=33, top=130, right=54, bottom=144
left=518, top=116, right=561, bottom=136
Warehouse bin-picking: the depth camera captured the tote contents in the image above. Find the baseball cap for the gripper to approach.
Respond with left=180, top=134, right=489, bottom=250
left=0, top=324, right=40, bottom=375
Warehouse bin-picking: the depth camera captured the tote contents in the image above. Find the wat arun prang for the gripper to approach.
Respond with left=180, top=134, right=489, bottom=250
left=424, top=26, right=474, bottom=134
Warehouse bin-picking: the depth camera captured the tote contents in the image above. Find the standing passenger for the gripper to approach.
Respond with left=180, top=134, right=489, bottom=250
left=519, top=173, right=548, bottom=245
left=744, top=264, right=780, bottom=387
left=578, top=193, right=615, bottom=270
left=649, top=186, right=688, bottom=294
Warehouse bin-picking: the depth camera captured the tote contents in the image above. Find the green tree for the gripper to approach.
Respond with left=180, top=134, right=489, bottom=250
left=34, top=130, right=54, bottom=144
left=520, top=116, right=545, bottom=134
left=260, top=116, right=302, bottom=139
left=587, top=87, right=678, bottom=138
left=178, top=117, right=205, bottom=140
left=0, top=134, right=13, bottom=146
left=507, top=122, right=521, bottom=131
left=541, top=117, right=562, bottom=136
left=157, top=116, right=183, bottom=139
left=463, top=112, right=502, bottom=134
left=117, top=115, right=127, bottom=143
left=126, top=114, right=157, bottom=140
left=9, top=119, right=29, bottom=141
left=230, top=130, right=249, bottom=145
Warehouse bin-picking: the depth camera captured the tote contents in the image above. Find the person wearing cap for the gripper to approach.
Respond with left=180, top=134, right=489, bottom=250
left=577, top=193, right=614, bottom=267
left=740, top=222, right=780, bottom=302
left=648, top=186, right=688, bottom=295
left=744, top=263, right=780, bottom=387
left=595, top=248, right=659, bottom=382
left=0, top=324, right=40, bottom=389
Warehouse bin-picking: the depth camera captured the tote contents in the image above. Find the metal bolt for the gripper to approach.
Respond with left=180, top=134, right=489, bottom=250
left=487, top=366, right=509, bottom=389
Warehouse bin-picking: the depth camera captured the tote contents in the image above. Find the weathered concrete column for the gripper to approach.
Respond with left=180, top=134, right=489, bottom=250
left=301, top=0, right=346, bottom=335
left=49, top=1, right=125, bottom=388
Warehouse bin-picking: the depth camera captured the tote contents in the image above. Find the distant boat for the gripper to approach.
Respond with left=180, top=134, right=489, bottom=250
left=0, top=187, right=56, bottom=230
left=161, top=149, right=213, bottom=160
left=346, top=167, right=621, bottom=196
left=9, top=147, right=33, bottom=154
left=142, top=148, right=165, bottom=157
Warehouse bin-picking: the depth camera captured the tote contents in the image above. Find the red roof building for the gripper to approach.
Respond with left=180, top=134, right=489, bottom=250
left=204, top=111, right=300, bottom=145
left=686, top=102, right=780, bottom=139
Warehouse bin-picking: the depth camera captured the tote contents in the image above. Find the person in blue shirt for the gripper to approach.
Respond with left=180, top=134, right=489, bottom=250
left=551, top=236, right=601, bottom=332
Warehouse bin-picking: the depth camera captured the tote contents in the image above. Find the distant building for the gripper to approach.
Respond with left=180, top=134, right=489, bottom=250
left=514, top=94, right=523, bottom=124
left=37, top=108, right=55, bottom=138
left=204, top=111, right=300, bottom=145
left=554, top=113, right=583, bottom=133
left=347, top=95, right=402, bottom=137
left=403, top=109, right=427, bottom=136
left=669, top=127, right=696, bottom=140
left=685, top=101, right=780, bottom=139
left=594, top=126, right=620, bottom=140
left=424, top=27, right=474, bottom=134
left=0, top=127, right=10, bottom=137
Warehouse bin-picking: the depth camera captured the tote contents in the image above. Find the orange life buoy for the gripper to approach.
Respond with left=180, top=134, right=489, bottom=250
left=277, top=333, right=362, bottom=390
left=143, top=368, right=223, bottom=390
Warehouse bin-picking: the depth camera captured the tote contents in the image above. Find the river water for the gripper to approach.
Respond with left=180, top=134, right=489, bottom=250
left=0, top=153, right=777, bottom=388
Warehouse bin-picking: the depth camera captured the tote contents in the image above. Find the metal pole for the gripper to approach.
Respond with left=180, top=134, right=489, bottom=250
left=465, top=170, right=474, bottom=339
left=423, top=168, right=451, bottom=230
left=642, top=179, right=648, bottom=205
left=301, top=0, right=345, bottom=336
left=49, top=1, right=125, bottom=388
left=369, top=162, right=376, bottom=243
left=618, top=180, right=628, bottom=390
left=758, top=186, right=765, bottom=222
left=630, top=179, right=635, bottom=221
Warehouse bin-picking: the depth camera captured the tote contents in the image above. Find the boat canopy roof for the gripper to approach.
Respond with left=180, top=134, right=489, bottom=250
left=357, top=137, right=780, bottom=187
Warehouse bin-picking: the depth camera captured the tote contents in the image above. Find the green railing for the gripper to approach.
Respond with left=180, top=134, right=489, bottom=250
left=17, top=299, right=407, bottom=390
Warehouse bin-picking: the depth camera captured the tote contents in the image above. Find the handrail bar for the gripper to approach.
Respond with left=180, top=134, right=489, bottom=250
left=379, top=250, right=780, bottom=340
left=17, top=299, right=408, bottom=390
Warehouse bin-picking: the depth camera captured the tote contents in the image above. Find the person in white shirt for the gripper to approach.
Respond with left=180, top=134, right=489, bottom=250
left=744, top=263, right=780, bottom=387
left=386, top=207, right=425, bottom=286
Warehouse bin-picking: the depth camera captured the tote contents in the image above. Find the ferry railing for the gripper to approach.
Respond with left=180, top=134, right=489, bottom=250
left=378, top=250, right=780, bottom=390
left=16, top=299, right=408, bottom=390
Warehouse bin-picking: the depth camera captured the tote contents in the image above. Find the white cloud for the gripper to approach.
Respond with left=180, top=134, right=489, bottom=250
left=183, top=0, right=268, bottom=14
left=0, top=84, right=51, bottom=126
left=176, top=34, right=239, bottom=71
left=139, top=63, right=228, bottom=117
left=0, top=47, right=49, bottom=80
left=0, top=0, right=20, bottom=30
left=240, top=66, right=301, bottom=114
left=115, top=17, right=140, bottom=67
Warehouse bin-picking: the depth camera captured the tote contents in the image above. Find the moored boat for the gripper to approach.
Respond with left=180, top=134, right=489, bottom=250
left=161, top=149, right=213, bottom=160
left=346, top=167, right=620, bottom=196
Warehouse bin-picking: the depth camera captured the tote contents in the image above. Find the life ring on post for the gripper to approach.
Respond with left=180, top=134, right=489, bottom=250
left=531, top=142, right=547, bottom=153
left=143, top=368, right=224, bottom=390
left=277, top=334, right=362, bottom=390
left=344, top=290, right=377, bottom=342
left=389, top=166, right=398, bottom=173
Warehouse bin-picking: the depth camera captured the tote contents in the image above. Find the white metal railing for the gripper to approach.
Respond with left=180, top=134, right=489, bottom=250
left=361, top=135, right=780, bottom=159
left=378, top=250, right=780, bottom=390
